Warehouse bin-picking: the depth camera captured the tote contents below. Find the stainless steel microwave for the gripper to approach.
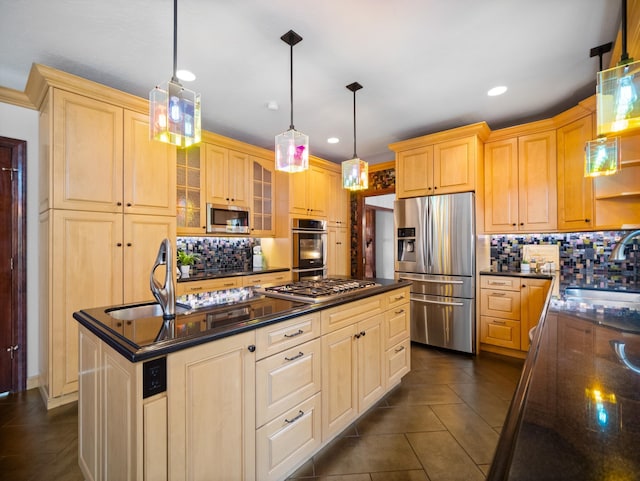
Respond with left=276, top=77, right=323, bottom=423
left=206, top=204, right=250, bottom=234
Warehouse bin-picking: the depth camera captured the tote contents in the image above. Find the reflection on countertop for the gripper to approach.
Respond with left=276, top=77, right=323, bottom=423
left=488, top=283, right=640, bottom=480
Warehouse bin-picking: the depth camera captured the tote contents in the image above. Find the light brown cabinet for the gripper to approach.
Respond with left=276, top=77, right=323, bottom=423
left=557, top=115, right=595, bottom=231
left=176, top=144, right=205, bottom=235
left=483, top=130, right=557, bottom=233
left=289, top=164, right=329, bottom=217
left=480, top=275, right=551, bottom=357
left=205, top=143, right=250, bottom=208
left=327, top=170, right=349, bottom=227
left=391, top=126, right=488, bottom=199
left=251, top=156, right=276, bottom=236
left=327, top=226, right=349, bottom=277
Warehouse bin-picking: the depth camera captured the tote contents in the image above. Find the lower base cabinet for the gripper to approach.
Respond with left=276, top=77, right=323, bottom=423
left=78, top=286, right=411, bottom=481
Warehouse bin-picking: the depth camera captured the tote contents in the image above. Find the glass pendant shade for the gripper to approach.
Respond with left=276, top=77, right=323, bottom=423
left=596, top=60, right=640, bottom=136
left=150, top=80, right=201, bottom=148
left=585, top=136, right=621, bottom=177
left=342, top=157, right=368, bottom=191
left=275, top=128, right=309, bottom=173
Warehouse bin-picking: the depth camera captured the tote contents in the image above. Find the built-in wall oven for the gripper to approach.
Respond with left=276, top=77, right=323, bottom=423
left=292, top=218, right=327, bottom=281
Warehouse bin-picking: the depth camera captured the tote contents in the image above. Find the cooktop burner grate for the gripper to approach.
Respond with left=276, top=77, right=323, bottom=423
left=261, top=278, right=380, bottom=302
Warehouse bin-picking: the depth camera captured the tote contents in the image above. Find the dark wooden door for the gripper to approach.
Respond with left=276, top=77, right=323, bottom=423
left=0, top=137, right=27, bottom=394
left=364, top=206, right=376, bottom=278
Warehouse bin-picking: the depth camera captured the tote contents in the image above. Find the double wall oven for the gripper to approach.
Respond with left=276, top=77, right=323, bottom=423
left=292, top=218, right=327, bottom=281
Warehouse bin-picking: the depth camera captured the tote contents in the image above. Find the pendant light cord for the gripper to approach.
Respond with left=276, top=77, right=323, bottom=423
left=352, top=89, right=358, bottom=158
left=621, top=0, right=629, bottom=63
left=289, top=43, right=295, bottom=130
left=172, top=0, right=179, bottom=83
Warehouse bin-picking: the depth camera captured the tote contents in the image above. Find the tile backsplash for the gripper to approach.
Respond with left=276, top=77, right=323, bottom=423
left=177, top=237, right=257, bottom=274
left=490, top=231, right=639, bottom=289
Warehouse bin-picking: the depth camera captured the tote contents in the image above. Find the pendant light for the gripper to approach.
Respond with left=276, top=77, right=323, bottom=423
left=150, top=0, right=201, bottom=148
left=342, top=82, right=368, bottom=191
left=596, top=0, right=640, bottom=136
left=275, top=30, right=309, bottom=173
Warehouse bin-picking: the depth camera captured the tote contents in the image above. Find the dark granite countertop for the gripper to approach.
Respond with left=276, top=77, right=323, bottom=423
left=177, top=266, right=289, bottom=283
left=73, top=278, right=411, bottom=362
left=488, top=286, right=640, bottom=480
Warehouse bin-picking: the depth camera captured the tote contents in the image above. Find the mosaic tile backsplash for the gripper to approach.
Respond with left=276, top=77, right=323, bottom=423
left=490, top=231, right=639, bottom=289
left=177, top=237, right=257, bottom=274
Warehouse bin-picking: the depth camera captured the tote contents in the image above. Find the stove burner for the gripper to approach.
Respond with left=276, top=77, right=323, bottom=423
left=261, top=278, right=380, bottom=302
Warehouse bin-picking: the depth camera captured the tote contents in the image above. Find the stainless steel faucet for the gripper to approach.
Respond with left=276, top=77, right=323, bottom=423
left=150, top=238, right=176, bottom=320
left=609, top=230, right=640, bottom=261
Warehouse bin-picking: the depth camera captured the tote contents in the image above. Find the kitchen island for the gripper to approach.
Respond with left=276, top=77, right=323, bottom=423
left=487, top=285, right=640, bottom=480
left=73, top=278, right=411, bottom=481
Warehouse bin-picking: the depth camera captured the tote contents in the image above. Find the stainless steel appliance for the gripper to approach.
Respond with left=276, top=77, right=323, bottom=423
left=257, top=278, right=380, bottom=303
left=292, top=218, right=327, bottom=281
left=206, top=203, right=250, bottom=234
left=394, top=193, right=476, bottom=353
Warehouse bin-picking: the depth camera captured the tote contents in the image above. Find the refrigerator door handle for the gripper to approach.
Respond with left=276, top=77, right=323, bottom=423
left=410, top=296, right=465, bottom=307
left=400, top=276, right=464, bottom=285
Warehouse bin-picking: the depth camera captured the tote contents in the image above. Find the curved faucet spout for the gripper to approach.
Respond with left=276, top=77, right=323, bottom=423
left=150, top=238, right=176, bottom=320
left=609, top=229, right=640, bottom=261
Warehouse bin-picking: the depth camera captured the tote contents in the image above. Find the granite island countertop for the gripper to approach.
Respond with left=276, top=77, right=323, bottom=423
left=488, top=285, right=640, bottom=480
left=73, top=278, right=411, bottom=362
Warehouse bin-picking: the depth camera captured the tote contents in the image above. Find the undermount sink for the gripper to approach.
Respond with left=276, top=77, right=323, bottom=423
left=106, top=302, right=191, bottom=321
left=564, top=288, right=640, bottom=308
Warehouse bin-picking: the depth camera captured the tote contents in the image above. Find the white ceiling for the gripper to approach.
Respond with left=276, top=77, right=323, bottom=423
left=0, top=0, right=622, bottom=164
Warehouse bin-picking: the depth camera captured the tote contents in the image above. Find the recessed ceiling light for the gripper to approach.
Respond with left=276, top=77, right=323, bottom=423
left=176, top=69, right=196, bottom=82
left=327, top=137, right=340, bottom=144
left=488, top=86, right=507, bottom=96
left=266, top=100, right=279, bottom=111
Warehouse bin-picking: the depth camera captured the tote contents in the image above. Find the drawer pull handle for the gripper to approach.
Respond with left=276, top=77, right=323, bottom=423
left=394, top=295, right=405, bottom=300
left=490, top=281, right=508, bottom=285
left=284, top=329, right=304, bottom=338
left=284, top=410, right=304, bottom=424
left=492, top=320, right=506, bottom=325
left=394, top=309, right=404, bottom=314
left=190, top=287, right=202, bottom=291
left=395, top=345, right=405, bottom=353
left=223, top=282, right=234, bottom=287
left=284, top=351, right=304, bottom=361
left=491, top=292, right=506, bottom=297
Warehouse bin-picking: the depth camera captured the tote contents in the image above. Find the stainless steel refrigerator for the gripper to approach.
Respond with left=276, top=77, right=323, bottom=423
left=394, top=192, right=475, bottom=353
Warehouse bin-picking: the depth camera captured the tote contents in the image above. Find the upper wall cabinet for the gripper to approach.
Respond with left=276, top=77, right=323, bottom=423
left=556, top=114, right=595, bottom=231
left=204, top=144, right=250, bottom=208
left=390, top=123, right=489, bottom=199
left=289, top=163, right=329, bottom=217
left=327, top=170, right=349, bottom=227
left=251, top=156, right=276, bottom=237
left=484, top=130, right=557, bottom=233
left=176, top=145, right=206, bottom=235
left=44, top=89, right=176, bottom=216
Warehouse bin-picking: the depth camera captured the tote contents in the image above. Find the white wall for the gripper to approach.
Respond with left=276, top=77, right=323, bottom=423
left=0, top=102, right=40, bottom=382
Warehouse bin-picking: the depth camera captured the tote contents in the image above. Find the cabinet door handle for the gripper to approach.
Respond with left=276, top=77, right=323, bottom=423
left=248, top=345, right=256, bottom=352
left=395, top=345, right=405, bottom=353
left=116, top=242, right=122, bottom=247
left=284, top=329, right=304, bottom=338
left=126, top=202, right=132, bottom=207
left=284, top=410, right=304, bottom=424
left=585, top=218, right=591, bottom=223
left=284, top=351, right=304, bottom=362
left=127, top=242, right=132, bottom=247
left=394, top=309, right=404, bottom=314
left=116, top=201, right=122, bottom=206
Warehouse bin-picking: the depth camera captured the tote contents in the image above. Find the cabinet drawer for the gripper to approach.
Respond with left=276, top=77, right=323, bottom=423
left=256, top=338, right=321, bottom=427
left=255, top=312, right=320, bottom=360
left=481, top=288, right=521, bottom=320
left=321, top=295, right=384, bottom=334
left=480, top=275, right=520, bottom=291
left=385, top=287, right=411, bottom=310
left=256, top=392, right=322, bottom=481
left=384, top=303, right=410, bottom=349
left=386, top=338, right=411, bottom=388
left=176, top=277, right=242, bottom=296
left=241, top=271, right=291, bottom=288
left=481, top=316, right=521, bottom=349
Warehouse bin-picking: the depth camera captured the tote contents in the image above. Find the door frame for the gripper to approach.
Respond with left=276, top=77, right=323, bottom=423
left=1, top=136, right=27, bottom=392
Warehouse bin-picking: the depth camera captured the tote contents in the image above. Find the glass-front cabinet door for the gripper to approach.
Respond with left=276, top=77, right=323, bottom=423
left=251, top=156, right=275, bottom=237
left=176, top=145, right=205, bottom=235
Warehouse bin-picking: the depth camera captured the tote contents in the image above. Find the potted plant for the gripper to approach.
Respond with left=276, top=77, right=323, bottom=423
left=520, top=259, right=530, bottom=273
left=177, top=249, right=199, bottom=278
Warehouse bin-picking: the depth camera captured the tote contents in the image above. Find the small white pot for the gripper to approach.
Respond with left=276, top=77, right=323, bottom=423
left=180, top=265, right=191, bottom=278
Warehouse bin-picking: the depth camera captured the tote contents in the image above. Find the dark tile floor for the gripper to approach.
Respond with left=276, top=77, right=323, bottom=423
left=0, top=343, right=523, bottom=481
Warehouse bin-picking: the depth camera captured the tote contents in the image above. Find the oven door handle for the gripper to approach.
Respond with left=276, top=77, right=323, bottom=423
left=399, top=275, right=463, bottom=285
left=292, top=229, right=328, bottom=234
left=410, top=296, right=465, bottom=307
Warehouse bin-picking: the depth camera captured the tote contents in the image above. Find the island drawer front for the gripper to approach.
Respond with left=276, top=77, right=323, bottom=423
left=321, top=295, right=384, bottom=334
left=256, top=392, right=322, bottom=481
left=256, top=338, right=321, bottom=427
left=480, top=275, right=520, bottom=291
left=242, top=271, right=292, bottom=288
left=386, top=338, right=411, bottom=388
left=480, top=288, right=521, bottom=320
left=385, top=287, right=411, bottom=310
left=480, top=316, right=521, bottom=349
left=384, top=302, right=410, bottom=350
left=255, top=312, right=320, bottom=360
left=176, top=277, right=242, bottom=296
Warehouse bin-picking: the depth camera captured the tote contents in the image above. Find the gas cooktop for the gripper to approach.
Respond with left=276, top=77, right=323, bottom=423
left=258, top=278, right=381, bottom=303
